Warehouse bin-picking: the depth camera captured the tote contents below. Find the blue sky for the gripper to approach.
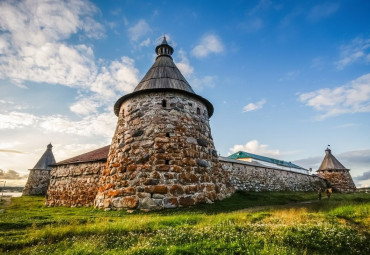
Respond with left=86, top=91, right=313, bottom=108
left=0, top=0, right=369, bottom=187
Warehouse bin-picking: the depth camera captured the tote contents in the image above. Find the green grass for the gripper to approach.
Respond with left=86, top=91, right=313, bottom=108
left=1, top=192, right=369, bottom=254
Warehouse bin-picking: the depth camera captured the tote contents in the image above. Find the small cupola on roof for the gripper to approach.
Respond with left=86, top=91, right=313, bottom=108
left=155, top=36, right=174, bottom=59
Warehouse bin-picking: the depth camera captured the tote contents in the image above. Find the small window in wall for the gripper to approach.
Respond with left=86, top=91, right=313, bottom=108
left=162, top=99, right=167, bottom=107
left=118, top=139, right=121, bottom=144
left=165, top=159, right=170, bottom=165
left=197, top=107, right=200, bottom=114
left=166, top=132, right=170, bottom=138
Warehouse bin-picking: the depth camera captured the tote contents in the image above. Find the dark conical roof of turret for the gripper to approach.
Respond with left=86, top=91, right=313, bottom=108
left=134, top=37, right=195, bottom=94
left=114, top=37, right=214, bottom=117
left=33, top=143, right=56, bottom=170
left=318, top=147, right=347, bottom=171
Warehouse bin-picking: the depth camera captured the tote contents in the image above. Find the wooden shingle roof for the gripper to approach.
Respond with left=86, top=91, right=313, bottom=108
left=33, top=143, right=56, bottom=170
left=134, top=55, right=195, bottom=93
left=113, top=37, right=214, bottom=117
left=318, top=148, right=348, bottom=171
left=55, top=145, right=110, bottom=165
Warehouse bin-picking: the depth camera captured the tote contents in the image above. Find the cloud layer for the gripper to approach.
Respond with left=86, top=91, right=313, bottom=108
left=243, top=99, right=266, bottom=112
left=191, top=34, right=223, bottom=58
left=335, top=36, right=370, bottom=70
left=0, top=0, right=139, bottom=101
left=299, top=73, right=370, bottom=119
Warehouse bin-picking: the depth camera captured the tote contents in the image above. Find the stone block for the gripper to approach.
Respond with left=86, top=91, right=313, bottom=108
left=179, top=196, right=195, bottom=206
left=152, top=185, right=168, bottom=194
left=197, top=138, right=208, bottom=147
left=196, top=159, right=210, bottom=168
left=169, top=184, right=184, bottom=195
left=132, top=130, right=144, bottom=137
left=140, top=197, right=160, bottom=210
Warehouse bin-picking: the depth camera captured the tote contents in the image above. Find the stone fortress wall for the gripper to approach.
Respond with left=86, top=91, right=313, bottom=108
left=220, top=157, right=327, bottom=192
left=45, top=156, right=327, bottom=207
left=46, top=162, right=105, bottom=207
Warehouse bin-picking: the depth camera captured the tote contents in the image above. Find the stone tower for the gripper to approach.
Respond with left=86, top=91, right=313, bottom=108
left=95, top=37, right=234, bottom=210
left=23, top=143, right=56, bottom=195
left=317, top=147, right=356, bottom=192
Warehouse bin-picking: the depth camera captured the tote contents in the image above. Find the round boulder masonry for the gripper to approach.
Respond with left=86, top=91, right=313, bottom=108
left=46, top=162, right=105, bottom=207
left=94, top=37, right=234, bottom=211
left=95, top=91, right=234, bottom=210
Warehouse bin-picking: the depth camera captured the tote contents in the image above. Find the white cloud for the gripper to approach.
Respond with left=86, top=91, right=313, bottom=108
left=91, top=57, right=139, bottom=99
left=191, top=34, right=224, bottom=58
left=308, top=2, right=339, bottom=21
left=175, top=49, right=194, bottom=78
left=0, top=110, right=116, bottom=138
left=70, top=97, right=100, bottom=115
left=0, top=0, right=103, bottom=87
left=139, top=38, right=151, bottom=47
left=128, top=19, right=151, bottom=42
left=0, top=112, right=38, bottom=129
left=228, top=140, right=280, bottom=158
left=190, top=76, right=216, bottom=91
left=39, top=112, right=116, bottom=138
left=0, top=0, right=139, bottom=107
left=299, top=73, right=370, bottom=119
left=175, top=49, right=216, bottom=91
left=243, top=99, right=266, bottom=112
left=335, top=36, right=370, bottom=70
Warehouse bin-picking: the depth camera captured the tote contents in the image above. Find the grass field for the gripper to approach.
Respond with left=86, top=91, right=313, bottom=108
left=0, top=191, right=369, bottom=254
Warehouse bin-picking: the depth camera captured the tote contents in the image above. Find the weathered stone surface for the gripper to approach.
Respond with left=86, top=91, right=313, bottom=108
left=22, top=169, right=51, bottom=196
left=196, top=159, right=210, bottom=168
left=94, top=91, right=234, bottom=211
left=179, top=196, right=195, bottom=206
left=132, top=130, right=144, bottom=137
left=45, top=162, right=105, bottom=207
left=221, top=159, right=327, bottom=192
left=317, top=169, right=356, bottom=192
left=169, top=184, right=184, bottom=195
left=141, top=197, right=160, bottom=210
left=197, top=138, right=208, bottom=147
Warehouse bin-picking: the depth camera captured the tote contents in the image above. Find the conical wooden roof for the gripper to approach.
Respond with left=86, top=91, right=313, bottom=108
left=134, top=55, right=195, bottom=93
left=114, top=37, right=214, bottom=117
left=318, top=148, right=347, bottom=171
left=33, top=143, right=56, bottom=170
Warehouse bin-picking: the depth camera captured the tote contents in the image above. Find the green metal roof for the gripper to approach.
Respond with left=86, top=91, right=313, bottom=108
left=228, top=151, right=306, bottom=170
